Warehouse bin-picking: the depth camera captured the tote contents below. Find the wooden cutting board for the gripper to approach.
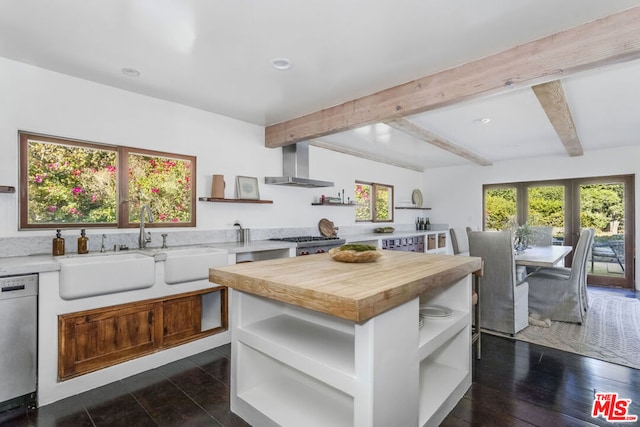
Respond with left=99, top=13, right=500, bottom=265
left=319, top=218, right=337, bottom=237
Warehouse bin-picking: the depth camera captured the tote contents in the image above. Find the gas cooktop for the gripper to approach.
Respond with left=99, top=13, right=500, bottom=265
left=270, top=236, right=346, bottom=255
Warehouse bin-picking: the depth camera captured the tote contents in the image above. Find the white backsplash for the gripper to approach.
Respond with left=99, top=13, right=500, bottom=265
left=0, top=223, right=448, bottom=258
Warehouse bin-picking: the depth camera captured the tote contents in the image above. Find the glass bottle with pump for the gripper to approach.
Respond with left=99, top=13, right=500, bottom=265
left=52, top=229, right=65, bottom=256
left=78, top=229, right=89, bottom=254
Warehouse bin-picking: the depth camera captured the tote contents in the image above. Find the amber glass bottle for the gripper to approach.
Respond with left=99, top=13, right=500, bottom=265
left=52, top=229, right=65, bottom=256
left=77, top=229, right=89, bottom=254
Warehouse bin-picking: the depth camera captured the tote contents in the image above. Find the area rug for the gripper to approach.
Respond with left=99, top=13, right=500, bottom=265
left=515, top=288, right=640, bottom=370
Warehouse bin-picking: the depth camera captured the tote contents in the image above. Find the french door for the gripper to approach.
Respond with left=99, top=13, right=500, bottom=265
left=483, top=175, right=634, bottom=289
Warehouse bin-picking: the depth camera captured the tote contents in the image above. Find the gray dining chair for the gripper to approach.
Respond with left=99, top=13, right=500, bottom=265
left=449, top=227, right=482, bottom=358
left=449, top=227, right=470, bottom=256
left=529, top=226, right=553, bottom=247
left=468, top=230, right=529, bottom=335
left=526, top=228, right=594, bottom=324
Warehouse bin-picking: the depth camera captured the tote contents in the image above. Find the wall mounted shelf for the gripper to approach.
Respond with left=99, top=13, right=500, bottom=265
left=198, top=197, right=273, bottom=204
left=311, top=202, right=356, bottom=207
left=395, top=207, right=431, bottom=210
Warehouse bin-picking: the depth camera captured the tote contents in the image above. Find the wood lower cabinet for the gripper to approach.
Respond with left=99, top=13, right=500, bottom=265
left=161, top=294, right=202, bottom=346
left=58, top=287, right=227, bottom=380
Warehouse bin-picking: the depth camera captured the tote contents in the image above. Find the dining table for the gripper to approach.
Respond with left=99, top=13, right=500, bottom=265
left=515, top=245, right=573, bottom=268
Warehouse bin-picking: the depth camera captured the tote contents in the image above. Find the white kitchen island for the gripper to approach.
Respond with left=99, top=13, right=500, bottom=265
left=210, top=250, right=481, bottom=427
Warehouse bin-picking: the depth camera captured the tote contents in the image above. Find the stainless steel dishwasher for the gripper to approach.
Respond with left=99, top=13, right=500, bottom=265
left=0, top=273, right=38, bottom=412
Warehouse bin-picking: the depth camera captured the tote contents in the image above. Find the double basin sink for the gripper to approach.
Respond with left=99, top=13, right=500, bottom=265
left=58, top=246, right=228, bottom=300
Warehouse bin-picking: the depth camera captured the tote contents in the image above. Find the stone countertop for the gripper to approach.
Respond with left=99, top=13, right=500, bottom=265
left=0, top=232, right=455, bottom=277
left=342, top=228, right=449, bottom=243
left=210, top=250, right=481, bottom=322
left=0, top=240, right=297, bottom=276
left=0, top=254, right=61, bottom=276
left=0, top=232, right=451, bottom=277
left=208, top=240, right=295, bottom=254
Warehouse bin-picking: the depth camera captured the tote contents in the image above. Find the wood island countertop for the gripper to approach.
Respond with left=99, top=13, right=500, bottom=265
left=209, top=251, right=481, bottom=322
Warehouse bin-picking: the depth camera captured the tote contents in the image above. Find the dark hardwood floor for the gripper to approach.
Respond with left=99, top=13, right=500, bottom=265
left=2, top=318, right=639, bottom=426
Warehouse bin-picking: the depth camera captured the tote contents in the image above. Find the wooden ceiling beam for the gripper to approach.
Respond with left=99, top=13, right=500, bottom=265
left=532, top=80, right=583, bottom=157
left=385, top=119, right=492, bottom=166
left=265, top=6, right=640, bottom=148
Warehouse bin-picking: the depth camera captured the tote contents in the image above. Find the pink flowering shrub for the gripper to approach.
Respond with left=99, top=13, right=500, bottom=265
left=27, top=141, right=193, bottom=225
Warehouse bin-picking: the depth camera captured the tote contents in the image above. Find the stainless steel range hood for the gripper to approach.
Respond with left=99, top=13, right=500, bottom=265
left=265, top=141, right=334, bottom=188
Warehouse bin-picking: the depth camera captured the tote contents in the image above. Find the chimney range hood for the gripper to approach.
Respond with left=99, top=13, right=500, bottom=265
left=265, top=141, right=334, bottom=188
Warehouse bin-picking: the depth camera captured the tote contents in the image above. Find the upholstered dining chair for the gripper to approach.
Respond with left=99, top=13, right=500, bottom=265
left=526, top=228, right=594, bottom=324
left=468, top=230, right=529, bottom=336
left=449, top=227, right=470, bottom=256
left=449, top=227, right=481, bottom=358
left=529, top=226, right=553, bottom=247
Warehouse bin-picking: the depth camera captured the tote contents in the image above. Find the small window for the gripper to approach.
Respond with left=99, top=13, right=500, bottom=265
left=355, top=181, right=394, bottom=222
left=19, top=132, right=196, bottom=229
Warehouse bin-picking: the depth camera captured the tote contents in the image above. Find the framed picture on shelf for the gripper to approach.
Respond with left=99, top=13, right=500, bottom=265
left=236, top=176, right=260, bottom=200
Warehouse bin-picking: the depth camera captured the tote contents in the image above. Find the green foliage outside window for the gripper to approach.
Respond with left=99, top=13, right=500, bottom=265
left=127, top=154, right=193, bottom=223
left=21, top=133, right=195, bottom=229
left=375, top=186, right=391, bottom=221
left=485, top=183, right=624, bottom=235
left=484, top=188, right=516, bottom=231
left=580, top=184, right=624, bottom=231
left=27, top=141, right=117, bottom=224
left=355, top=182, right=393, bottom=223
left=355, top=184, right=371, bottom=221
left=528, top=186, right=564, bottom=228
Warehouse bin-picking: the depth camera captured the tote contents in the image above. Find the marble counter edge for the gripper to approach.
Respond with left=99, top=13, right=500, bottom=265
left=208, top=240, right=296, bottom=253
left=342, top=229, right=449, bottom=243
left=0, top=255, right=61, bottom=276
left=0, top=240, right=297, bottom=276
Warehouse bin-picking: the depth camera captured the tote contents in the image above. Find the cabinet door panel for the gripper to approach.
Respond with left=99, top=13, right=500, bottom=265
left=162, top=294, right=202, bottom=346
left=58, top=287, right=227, bottom=380
left=58, top=302, right=161, bottom=380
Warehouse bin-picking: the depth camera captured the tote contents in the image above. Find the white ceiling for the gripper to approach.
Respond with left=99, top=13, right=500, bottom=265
left=2, top=0, right=640, bottom=169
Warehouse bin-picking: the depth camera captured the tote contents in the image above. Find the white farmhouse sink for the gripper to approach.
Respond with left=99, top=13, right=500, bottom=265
left=163, top=247, right=228, bottom=284
left=59, top=253, right=156, bottom=300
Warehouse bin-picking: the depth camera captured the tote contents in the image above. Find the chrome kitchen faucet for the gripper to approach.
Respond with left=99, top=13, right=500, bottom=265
left=139, top=205, right=153, bottom=249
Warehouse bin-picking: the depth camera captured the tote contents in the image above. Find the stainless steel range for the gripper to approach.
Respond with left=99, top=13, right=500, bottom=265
left=270, top=236, right=345, bottom=256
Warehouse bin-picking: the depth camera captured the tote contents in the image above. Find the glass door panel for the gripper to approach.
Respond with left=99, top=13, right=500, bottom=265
left=527, top=185, right=565, bottom=246
left=484, top=187, right=517, bottom=231
left=579, top=180, right=631, bottom=287
left=484, top=176, right=634, bottom=289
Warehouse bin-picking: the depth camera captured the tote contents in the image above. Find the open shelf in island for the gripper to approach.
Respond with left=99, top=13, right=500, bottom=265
left=209, top=251, right=478, bottom=427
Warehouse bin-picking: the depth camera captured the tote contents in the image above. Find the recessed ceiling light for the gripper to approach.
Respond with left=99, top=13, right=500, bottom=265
left=473, top=117, right=491, bottom=125
left=269, top=57, right=293, bottom=70
left=121, top=67, right=141, bottom=77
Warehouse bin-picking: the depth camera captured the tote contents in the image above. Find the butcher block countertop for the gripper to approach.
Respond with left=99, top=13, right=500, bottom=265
left=209, top=251, right=481, bottom=323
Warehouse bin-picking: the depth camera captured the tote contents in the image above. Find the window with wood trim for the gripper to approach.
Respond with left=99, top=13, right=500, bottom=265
left=483, top=175, right=634, bottom=290
left=19, top=132, right=196, bottom=229
left=355, top=181, right=394, bottom=222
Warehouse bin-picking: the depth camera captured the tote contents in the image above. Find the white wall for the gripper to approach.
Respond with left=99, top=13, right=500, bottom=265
left=0, top=57, right=424, bottom=239
left=425, top=147, right=639, bottom=289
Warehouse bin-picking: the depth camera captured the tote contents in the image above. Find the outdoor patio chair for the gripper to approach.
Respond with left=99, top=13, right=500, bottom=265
left=468, top=230, right=529, bottom=335
left=526, top=228, right=594, bottom=324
